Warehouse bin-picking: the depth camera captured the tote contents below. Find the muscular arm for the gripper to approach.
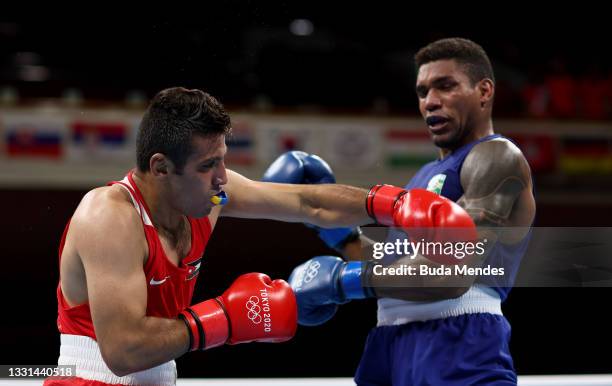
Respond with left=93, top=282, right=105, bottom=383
left=71, top=190, right=189, bottom=376
left=370, top=138, right=536, bottom=301
left=219, top=169, right=370, bottom=228
left=458, top=139, right=535, bottom=239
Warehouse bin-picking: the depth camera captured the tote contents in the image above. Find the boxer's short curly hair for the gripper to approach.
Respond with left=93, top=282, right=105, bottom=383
left=137, top=87, right=231, bottom=173
left=415, top=38, right=495, bottom=85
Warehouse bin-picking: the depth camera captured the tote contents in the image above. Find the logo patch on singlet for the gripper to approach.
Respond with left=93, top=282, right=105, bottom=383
left=186, top=257, right=203, bottom=281
left=426, top=173, right=447, bottom=194
left=150, top=276, right=170, bottom=286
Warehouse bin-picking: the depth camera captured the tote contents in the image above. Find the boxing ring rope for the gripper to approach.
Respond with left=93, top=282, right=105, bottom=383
left=2, top=375, right=612, bottom=385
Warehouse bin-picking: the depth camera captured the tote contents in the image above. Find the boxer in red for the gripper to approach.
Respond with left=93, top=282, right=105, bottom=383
left=45, top=87, right=373, bottom=385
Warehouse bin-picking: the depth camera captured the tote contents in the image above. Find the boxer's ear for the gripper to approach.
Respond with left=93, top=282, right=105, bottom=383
left=478, top=78, right=495, bottom=108
left=150, top=153, right=171, bottom=177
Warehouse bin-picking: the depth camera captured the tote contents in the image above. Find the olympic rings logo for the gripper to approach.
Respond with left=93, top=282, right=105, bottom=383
left=303, top=260, right=321, bottom=284
left=246, top=296, right=262, bottom=324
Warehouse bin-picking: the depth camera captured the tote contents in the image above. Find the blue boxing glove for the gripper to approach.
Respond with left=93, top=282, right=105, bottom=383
left=262, top=151, right=361, bottom=251
left=263, top=150, right=336, bottom=184
left=288, top=256, right=374, bottom=326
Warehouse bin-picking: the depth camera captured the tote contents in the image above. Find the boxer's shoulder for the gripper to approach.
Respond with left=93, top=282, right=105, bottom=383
left=461, top=138, right=531, bottom=192
left=61, top=186, right=147, bottom=304
left=72, top=185, right=143, bottom=236
left=466, top=138, right=526, bottom=168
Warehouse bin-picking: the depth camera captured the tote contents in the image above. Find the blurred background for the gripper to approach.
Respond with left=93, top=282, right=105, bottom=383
left=1, top=6, right=611, bottom=379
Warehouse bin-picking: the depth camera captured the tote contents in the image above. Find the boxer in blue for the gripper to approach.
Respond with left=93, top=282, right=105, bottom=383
left=265, top=38, right=536, bottom=385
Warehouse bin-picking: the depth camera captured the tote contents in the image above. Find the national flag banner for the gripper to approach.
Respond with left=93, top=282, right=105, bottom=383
left=72, top=121, right=126, bottom=146
left=5, top=130, right=62, bottom=158
left=509, top=134, right=556, bottom=173
left=67, top=120, right=133, bottom=162
left=559, top=137, right=612, bottom=175
left=225, top=120, right=255, bottom=166
left=385, top=129, right=438, bottom=167
left=3, top=114, right=65, bottom=159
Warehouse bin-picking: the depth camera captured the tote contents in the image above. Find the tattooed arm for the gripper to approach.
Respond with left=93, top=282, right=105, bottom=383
left=457, top=138, right=536, bottom=243
left=368, top=138, right=536, bottom=300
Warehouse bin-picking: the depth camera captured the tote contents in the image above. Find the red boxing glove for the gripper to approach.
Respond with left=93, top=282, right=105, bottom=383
left=179, top=273, right=297, bottom=351
left=367, top=185, right=478, bottom=264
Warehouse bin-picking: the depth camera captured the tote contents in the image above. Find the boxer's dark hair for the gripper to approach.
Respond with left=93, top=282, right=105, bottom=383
left=415, top=38, right=495, bottom=85
left=137, top=87, right=231, bottom=173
